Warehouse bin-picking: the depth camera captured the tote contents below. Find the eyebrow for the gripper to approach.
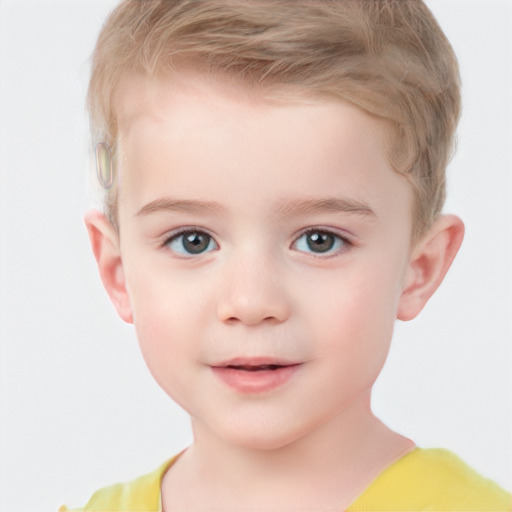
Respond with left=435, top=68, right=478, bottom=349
left=136, top=197, right=226, bottom=217
left=274, top=197, right=376, bottom=219
left=135, top=196, right=376, bottom=219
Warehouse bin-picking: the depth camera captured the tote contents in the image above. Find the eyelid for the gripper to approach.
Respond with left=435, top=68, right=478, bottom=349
left=160, top=225, right=214, bottom=240
left=160, top=226, right=219, bottom=255
left=291, top=227, right=354, bottom=256
left=158, top=225, right=354, bottom=256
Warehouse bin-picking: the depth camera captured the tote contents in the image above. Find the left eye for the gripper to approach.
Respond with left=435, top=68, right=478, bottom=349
left=293, top=230, right=347, bottom=255
left=166, top=230, right=218, bottom=255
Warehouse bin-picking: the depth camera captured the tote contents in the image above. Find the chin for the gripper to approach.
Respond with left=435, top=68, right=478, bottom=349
left=224, top=433, right=300, bottom=452
left=214, top=414, right=318, bottom=453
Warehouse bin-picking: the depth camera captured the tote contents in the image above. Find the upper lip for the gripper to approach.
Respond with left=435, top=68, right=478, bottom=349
left=211, top=357, right=299, bottom=368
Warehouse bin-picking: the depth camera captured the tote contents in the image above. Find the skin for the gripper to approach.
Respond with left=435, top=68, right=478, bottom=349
left=85, top=73, right=464, bottom=511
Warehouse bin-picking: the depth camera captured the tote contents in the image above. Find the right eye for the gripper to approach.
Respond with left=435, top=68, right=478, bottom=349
left=165, top=230, right=218, bottom=255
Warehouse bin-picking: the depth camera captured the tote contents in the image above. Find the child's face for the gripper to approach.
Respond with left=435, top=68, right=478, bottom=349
left=112, top=74, right=415, bottom=449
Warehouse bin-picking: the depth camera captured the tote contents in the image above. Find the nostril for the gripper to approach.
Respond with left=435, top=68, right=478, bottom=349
left=216, top=284, right=291, bottom=325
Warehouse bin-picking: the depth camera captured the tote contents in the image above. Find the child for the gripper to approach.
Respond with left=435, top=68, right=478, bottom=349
left=61, top=0, right=511, bottom=510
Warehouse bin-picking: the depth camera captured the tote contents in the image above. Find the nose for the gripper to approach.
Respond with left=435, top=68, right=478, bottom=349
left=216, top=252, right=291, bottom=326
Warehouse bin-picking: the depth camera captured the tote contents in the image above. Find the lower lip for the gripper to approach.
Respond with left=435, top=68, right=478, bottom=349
left=211, top=365, right=300, bottom=393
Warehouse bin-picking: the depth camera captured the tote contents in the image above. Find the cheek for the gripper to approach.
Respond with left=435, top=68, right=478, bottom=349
left=127, top=256, right=207, bottom=329
left=126, top=271, right=202, bottom=390
left=132, top=304, right=204, bottom=412
left=304, top=263, right=401, bottom=369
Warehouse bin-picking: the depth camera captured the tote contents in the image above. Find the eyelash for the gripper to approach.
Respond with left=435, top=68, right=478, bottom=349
left=292, top=228, right=353, bottom=257
left=161, top=227, right=353, bottom=257
left=162, top=227, right=218, bottom=256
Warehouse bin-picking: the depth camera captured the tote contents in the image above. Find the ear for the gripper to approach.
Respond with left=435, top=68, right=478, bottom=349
left=397, top=214, right=464, bottom=321
left=84, top=210, right=133, bottom=324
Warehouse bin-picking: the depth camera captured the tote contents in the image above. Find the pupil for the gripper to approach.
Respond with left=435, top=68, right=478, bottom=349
left=183, top=232, right=209, bottom=254
left=307, top=232, right=334, bottom=253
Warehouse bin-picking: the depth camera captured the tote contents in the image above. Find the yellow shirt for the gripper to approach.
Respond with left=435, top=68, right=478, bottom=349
left=60, top=448, right=511, bottom=511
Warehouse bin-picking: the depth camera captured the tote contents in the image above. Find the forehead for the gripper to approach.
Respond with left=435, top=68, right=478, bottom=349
left=115, top=70, right=331, bottom=131
left=113, top=72, right=412, bottom=228
left=114, top=71, right=389, bottom=168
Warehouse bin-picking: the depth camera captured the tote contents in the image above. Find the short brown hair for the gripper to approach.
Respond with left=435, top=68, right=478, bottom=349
left=88, top=0, right=461, bottom=239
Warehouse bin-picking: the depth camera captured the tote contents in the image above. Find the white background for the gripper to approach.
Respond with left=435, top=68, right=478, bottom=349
left=0, top=1, right=510, bottom=510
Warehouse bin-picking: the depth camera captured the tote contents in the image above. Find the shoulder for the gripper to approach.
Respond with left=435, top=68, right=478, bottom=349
left=59, top=457, right=177, bottom=512
left=352, top=448, right=511, bottom=511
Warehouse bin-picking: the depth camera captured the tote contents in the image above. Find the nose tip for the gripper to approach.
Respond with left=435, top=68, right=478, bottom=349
left=215, top=261, right=290, bottom=326
left=217, top=297, right=287, bottom=326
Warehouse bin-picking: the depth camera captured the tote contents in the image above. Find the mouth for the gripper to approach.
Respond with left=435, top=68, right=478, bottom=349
left=213, top=357, right=299, bottom=370
left=225, top=364, right=289, bottom=372
left=210, top=358, right=301, bottom=393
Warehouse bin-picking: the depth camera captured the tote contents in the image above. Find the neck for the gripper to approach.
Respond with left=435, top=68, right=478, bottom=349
left=166, top=392, right=414, bottom=510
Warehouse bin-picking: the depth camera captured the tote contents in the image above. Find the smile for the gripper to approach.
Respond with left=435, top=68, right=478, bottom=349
left=211, top=358, right=301, bottom=393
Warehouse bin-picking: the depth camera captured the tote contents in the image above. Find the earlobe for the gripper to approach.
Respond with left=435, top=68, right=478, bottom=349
left=84, top=210, right=133, bottom=324
left=397, top=214, right=465, bottom=321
